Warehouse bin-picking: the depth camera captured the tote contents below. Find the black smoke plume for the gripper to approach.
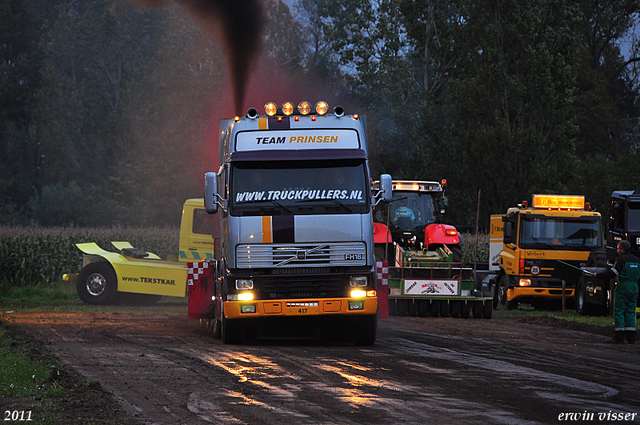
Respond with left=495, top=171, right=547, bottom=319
left=137, top=0, right=265, bottom=115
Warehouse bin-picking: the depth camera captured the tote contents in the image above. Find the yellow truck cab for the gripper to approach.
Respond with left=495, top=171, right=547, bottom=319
left=491, top=194, right=603, bottom=310
left=68, top=199, right=216, bottom=305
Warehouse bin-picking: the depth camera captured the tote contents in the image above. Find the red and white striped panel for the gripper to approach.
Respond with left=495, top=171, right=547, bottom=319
left=376, top=261, right=388, bottom=286
left=187, top=261, right=209, bottom=286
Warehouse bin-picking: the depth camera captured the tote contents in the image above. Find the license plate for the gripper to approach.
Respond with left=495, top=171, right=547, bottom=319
left=286, top=302, right=319, bottom=315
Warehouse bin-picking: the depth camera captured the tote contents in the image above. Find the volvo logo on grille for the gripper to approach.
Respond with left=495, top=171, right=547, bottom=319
left=297, top=251, right=306, bottom=260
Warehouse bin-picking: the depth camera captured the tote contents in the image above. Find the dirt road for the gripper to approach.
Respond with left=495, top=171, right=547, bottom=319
left=9, top=308, right=640, bottom=424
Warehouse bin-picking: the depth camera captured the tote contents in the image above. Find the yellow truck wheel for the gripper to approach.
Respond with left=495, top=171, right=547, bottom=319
left=76, top=262, right=118, bottom=305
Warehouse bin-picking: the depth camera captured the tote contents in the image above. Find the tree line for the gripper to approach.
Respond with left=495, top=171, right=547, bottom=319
left=1, top=0, right=639, bottom=229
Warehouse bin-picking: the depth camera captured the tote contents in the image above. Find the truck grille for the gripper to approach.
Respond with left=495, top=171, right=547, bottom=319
left=237, top=242, right=366, bottom=268
left=261, top=273, right=344, bottom=299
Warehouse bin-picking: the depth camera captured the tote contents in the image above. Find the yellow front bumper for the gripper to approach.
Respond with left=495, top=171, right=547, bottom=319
left=508, top=287, right=574, bottom=302
left=224, top=297, right=378, bottom=320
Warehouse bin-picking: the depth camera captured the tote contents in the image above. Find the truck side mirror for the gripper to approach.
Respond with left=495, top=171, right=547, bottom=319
left=204, top=172, right=218, bottom=214
left=374, top=174, right=393, bottom=205
left=503, top=221, right=514, bottom=245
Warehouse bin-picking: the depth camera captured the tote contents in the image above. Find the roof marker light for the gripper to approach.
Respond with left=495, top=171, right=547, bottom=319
left=265, top=102, right=277, bottom=117
left=282, top=101, right=294, bottom=116
left=298, top=101, right=311, bottom=115
left=315, top=101, right=328, bottom=116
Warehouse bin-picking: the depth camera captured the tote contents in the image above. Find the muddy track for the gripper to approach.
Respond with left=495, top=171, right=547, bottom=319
left=9, top=310, right=640, bottom=425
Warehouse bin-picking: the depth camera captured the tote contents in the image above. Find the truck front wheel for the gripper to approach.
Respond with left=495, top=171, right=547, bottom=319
left=353, top=314, right=377, bottom=346
left=76, top=262, right=118, bottom=305
left=497, top=275, right=516, bottom=311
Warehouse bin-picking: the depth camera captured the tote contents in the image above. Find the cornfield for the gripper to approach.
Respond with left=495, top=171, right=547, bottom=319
left=0, top=225, right=490, bottom=288
left=0, top=226, right=179, bottom=287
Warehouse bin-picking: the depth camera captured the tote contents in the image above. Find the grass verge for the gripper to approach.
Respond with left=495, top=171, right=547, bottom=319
left=0, top=320, right=142, bottom=425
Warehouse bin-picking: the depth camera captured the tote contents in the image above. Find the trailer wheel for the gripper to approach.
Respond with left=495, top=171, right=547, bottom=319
left=408, top=300, right=419, bottom=316
left=353, top=314, right=377, bottom=346
left=418, top=300, right=429, bottom=317
left=76, top=262, right=118, bottom=305
left=397, top=299, right=409, bottom=316
left=429, top=300, right=440, bottom=317
left=389, top=299, right=398, bottom=316
left=482, top=300, right=492, bottom=319
left=449, top=301, right=461, bottom=318
left=472, top=301, right=482, bottom=318
left=439, top=301, right=450, bottom=317
left=460, top=302, right=471, bottom=318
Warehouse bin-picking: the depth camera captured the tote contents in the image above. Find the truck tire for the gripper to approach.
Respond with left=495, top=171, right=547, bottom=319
left=575, top=278, right=598, bottom=316
left=587, top=248, right=607, bottom=267
left=353, top=314, right=377, bottom=346
left=497, top=275, right=516, bottom=311
left=222, top=315, right=245, bottom=345
left=76, top=262, right=118, bottom=305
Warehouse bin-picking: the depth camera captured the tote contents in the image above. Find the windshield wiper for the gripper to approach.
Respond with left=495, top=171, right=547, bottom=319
left=295, top=198, right=353, bottom=212
left=236, top=199, right=291, bottom=213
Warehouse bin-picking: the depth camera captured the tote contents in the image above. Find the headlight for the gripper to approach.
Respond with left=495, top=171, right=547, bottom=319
left=518, top=279, right=532, bottom=287
left=238, top=292, right=254, bottom=301
left=349, top=276, right=368, bottom=287
left=236, top=279, right=254, bottom=290
left=298, top=101, right=311, bottom=115
left=351, top=289, right=367, bottom=298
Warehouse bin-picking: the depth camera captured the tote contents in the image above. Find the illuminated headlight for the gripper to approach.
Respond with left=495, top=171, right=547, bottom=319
left=265, top=102, right=277, bottom=117
left=350, top=289, right=367, bottom=298
left=282, top=101, right=294, bottom=116
left=519, top=279, right=532, bottom=287
left=349, top=276, right=368, bottom=287
left=298, top=101, right=311, bottom=115
left=238, top=292, right=254, bottom=301
left=236, top=279, right=254, bottom=290
left=315, top=101, right=328, bottom=115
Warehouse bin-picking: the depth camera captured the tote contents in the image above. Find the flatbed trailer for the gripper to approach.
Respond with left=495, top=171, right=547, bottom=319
left=386, top=245, right=493, bottom=318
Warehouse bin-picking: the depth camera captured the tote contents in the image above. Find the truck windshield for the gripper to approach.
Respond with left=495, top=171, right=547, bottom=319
left=230, top=159, right=369, bottom=216
left=519, top=217, right=602, bottom=250
left=628, top=202, right=640, bottom=232
left=373, top=192, right=438, bottom=231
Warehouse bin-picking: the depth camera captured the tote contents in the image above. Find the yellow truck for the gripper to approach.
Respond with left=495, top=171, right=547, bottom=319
left=490, top=194, right=604, bottom=310
left=65, top=199, right=216, bottom=305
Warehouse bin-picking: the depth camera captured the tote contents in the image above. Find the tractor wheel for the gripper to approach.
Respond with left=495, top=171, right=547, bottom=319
left=76, top=262, right=118, bottom=305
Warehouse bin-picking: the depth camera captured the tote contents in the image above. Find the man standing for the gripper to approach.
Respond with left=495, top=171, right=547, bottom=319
left=596, top=241, right=640, bottom=344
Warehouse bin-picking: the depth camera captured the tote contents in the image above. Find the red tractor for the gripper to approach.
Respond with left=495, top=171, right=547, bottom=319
left=372, top=180, right=462, bottom=263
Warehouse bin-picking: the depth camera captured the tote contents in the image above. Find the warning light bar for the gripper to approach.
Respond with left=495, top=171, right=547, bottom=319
left=532, top=194, right=585, bottom=210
